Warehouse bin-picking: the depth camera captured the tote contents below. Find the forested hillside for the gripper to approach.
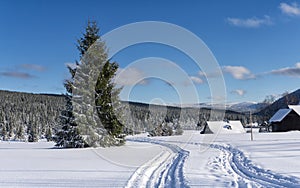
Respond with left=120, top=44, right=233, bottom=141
left=0, top=90, right=265, bottom=141
left=121, top=101, right=261, bottom=134
left=0, top=90, right=65, bottom=141
left=255, top=89, right=300, bottom=120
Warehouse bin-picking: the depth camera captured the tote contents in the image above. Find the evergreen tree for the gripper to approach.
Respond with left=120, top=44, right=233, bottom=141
left=1, top=124, right=7, bottom=141
left=54, top=65, right=86, bottom=147
left=45, top=126, right=53, bottom=141
left=95, top=61, right=124, bottom=140
left=15, top=125, right=25, bottom=141
left=77, top=20, right=100, bottom=58
left=149, top=122, right=173, bottom=137
left=54, top=95, right=85, bottom=148
left=8, top=122, right=13, bottom=138
left=27, top=122, right=38, bottom=142
left=55, top=20, right=124, bottom=147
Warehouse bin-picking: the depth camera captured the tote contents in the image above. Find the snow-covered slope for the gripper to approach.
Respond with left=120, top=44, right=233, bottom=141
left=0, top=140, right=162, bottom=188
left=1, top=131, right=300, bottom=187
left=228, top=102, right=256, bottom=111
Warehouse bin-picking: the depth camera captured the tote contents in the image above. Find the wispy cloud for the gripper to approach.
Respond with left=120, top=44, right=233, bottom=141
left=222, top=66, right=255, bottom=80
left=0, top=71, right=35, bottom=79
left=279, top=2, right=300, bottom=16
left=20, top=64, right=46, bottom=72
left=189, top=76, right=204, bottom=84
left=269, top=63, right=300, bottom=77
left=114, top=67, right=147, bottom=86
left=0, top=64, right=41, bottom=79
left=226, top=15, right=272, bottom=28
left=231, top=89, right=246, bottom=96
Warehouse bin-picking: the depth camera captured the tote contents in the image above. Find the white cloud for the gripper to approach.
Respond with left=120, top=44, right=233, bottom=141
left=198, top=71, right=206, bottom=77
left=223, top=66, right=255, bottom=80
left=226, top=15, right=272, bottom=28
left=20, top=64, right=46, bottom=72
left=231, top=89, right=246, bottom=96
left=190, top=76, right=204, bottom=84
left=279, top=2, right=300, bottom=16
left=270, top=63, right=300, bottom=77
left=114, top=67, right=147, bottom=86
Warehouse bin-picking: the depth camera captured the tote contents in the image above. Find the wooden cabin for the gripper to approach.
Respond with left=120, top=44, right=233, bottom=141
left=269, top=105, right=300, bottom=132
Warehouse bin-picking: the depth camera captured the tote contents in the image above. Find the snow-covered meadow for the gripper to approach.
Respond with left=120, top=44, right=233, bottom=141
left=1, top=131, right=300, bottom=187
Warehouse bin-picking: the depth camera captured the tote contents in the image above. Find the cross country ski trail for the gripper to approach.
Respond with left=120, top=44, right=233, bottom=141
left=208, top=143, right=300, bottom=188
left=126, top=136, right=300, bottom=188
left=125, top=137, right=190, bottom=188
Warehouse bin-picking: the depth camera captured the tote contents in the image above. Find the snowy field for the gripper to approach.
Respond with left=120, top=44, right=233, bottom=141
left=1, top=131, right=300, bottom=187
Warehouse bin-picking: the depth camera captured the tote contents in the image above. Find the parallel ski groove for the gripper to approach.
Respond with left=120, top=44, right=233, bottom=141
left=125, top=138, right=190, bottom=188
left=210, top=144, right=300, bottom=187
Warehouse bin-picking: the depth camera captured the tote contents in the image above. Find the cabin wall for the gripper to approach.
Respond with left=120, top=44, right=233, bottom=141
left=271, top=111, right=300, bottom=132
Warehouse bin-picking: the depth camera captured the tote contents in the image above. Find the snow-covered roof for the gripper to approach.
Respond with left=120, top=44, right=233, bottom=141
left=288, top=105, right=300, bottom=116
left=269, top=109, right=292, bottom=122
left=206, top=121, right=245, bottom=134
left=229, top=121, right=246, bottom=133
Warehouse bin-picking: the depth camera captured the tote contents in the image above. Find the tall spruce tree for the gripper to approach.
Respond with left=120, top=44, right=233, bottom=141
left=54, top=62, right=86, bottom=148
left=95, top=61, right=124, bottom=139
left=15, top=125, right=25, bottom=141
left=1, top=124, right=7, bottom=141
left=27, top=122, right=38, bottom=142
left=45, top=126, right=52, bottom=141
left=77, top=21, right=100, bottom=58
left=54, top=94, right=86, bottom=148
left=54, top=20, right=124, bottom=148
left=75, top=20, right=124, bottom=146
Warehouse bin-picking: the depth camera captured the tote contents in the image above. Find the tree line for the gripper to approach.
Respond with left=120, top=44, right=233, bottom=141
left=0, top=89, right=267, bottom=142
left=0, top=90, right=64, bottom=141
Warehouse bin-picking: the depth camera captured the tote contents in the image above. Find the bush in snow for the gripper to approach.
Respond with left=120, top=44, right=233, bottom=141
left=148, top=122, right=173, bottom=137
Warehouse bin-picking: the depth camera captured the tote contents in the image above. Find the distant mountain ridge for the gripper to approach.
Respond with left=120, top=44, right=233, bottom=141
left=162, top=101, right=268, bottom=113
left=228, top=102, right=269, bottom=113
left=255, top=89, right=300, bottom=119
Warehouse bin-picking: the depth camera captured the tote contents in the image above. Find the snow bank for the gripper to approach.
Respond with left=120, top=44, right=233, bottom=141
left=0, top=140, right=163, bottom=187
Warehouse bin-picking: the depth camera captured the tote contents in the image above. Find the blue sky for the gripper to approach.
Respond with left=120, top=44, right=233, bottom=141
left=0, top=0, right=300, bottom=104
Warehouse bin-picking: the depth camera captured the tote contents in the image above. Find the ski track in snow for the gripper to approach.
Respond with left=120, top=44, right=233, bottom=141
left=125, top=138, right=190, bottom=188
left=126, top=137, right=300, bottom=188
left=208, top=143, right=300, bottom=188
